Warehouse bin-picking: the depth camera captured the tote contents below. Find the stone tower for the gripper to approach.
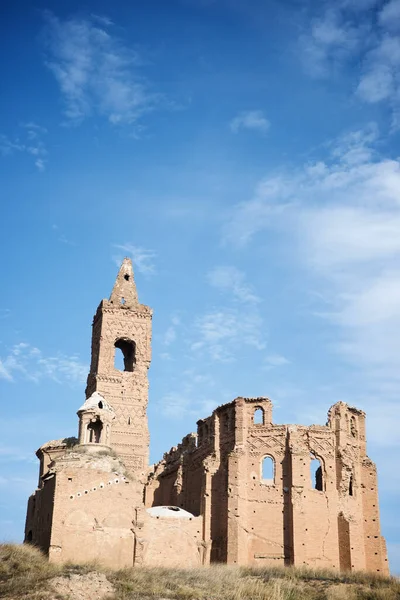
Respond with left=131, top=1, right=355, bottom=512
left=85, top=258, right=152, bottom=477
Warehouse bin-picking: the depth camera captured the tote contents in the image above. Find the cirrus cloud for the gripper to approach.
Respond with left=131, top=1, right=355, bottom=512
left=43, top=12, right=160, bottom=125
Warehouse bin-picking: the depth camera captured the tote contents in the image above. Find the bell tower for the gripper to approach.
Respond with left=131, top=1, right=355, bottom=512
left=85, top=258, right=152, bottom=478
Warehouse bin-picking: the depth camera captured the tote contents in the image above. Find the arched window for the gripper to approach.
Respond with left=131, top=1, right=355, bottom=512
left=254, top=407, right=264, bottom=425
left=114, top=338, right=136, bottom=372
left=349, top=474, right=354, bottom=496
left=310, top=455, right=324, bottom=491
left=261, top=456, right=274, bottom=483
left=87, top=419, right=102, bottom=444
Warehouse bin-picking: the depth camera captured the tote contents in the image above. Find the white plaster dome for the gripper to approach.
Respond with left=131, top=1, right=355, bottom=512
left=77, top=391, right=113, bottom=413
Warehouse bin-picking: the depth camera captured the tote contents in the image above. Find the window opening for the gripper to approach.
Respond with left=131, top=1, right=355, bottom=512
left=114, top=338, right=136, bottom=372
left=261, top=456, right=274, bottom=482
left=87, top=420, right=102, bottom=443
left=310, top=455, right=323, bottom=491
left=350, top=416, right=357, bottom=438
left=349, top=474, right=354, bottom=496
left=124, top=274, right=130, bottom=281
left=26, top=530, right=33, bottom=542
left=98, top=401, right=103, bottom=409
left=121, top=297, right=126, bottom=305
left=254, top=407, right=264, bottom=425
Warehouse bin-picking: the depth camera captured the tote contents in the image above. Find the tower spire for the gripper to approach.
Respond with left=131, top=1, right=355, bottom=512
left=109, top=258, right=138, bottom=307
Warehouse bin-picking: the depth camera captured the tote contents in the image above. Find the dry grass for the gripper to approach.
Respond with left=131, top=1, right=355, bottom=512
left=0, top=544, right=399, bottom=600
left=107, top=565, right=400, bottom=600
left=0, top=543, right=59, bottom=599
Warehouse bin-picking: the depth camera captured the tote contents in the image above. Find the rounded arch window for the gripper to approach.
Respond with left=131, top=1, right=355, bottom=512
left=310, top=455, right=324, bottom=491
left=253, top=407, right=264, bottom=425
left=114, top=338, right=136, bottom=372
left=87, top=419, right=103, bottom=444
left=261, top=455, right=275, bottom=483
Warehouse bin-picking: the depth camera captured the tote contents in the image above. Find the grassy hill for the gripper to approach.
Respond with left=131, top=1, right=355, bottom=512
left=0, top=544, right=399, bottom=600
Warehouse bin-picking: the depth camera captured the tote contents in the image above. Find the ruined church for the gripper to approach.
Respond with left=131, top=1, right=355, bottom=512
left=25, top=259, right=389, bottom=573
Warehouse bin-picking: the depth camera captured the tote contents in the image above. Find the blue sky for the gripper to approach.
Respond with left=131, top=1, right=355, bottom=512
left=1, top=0, right=400, bottom=573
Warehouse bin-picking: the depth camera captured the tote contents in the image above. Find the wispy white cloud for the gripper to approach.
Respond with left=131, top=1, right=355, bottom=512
left=43, top=12, right=159, bottom=125
left=379, top=0, right=400, bottom=31
left=0, top=445, right=36, bottom=465
left=222, top=175, right=294, bottom=247
left=158, top=368, right=217, bottom=419
left=0, top=361, right=12, bottom=382
left=299, top=8, right=361, bottom=78
left=113, top=243, right=156, bottom=274
left=163, top=315, right=181, bottom=347
left=0, top=123, right=47, bottom=170
left=357, top=32, right=400, bottom=128
left=299, top=2, right=400, bottom=126
left=0, top=342, right=87, bottom=385
left=224, top=124, right=400, bottom=397
left=90, top=14, right=114, bottom=27
left=164, top=326, right=176, bottom=346
left=191, top=309, right=266, bottom=362
left=160, top=390, right=217, bottom=420
left=207, top=266, right=260, bottom=303
left=229, top=110, right=270, bottom=134
left=264, top=354, right=290, bottom=370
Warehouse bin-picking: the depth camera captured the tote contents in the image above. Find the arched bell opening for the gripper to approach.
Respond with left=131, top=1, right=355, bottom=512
left=253, top=407, right=264, bottom=425
left=114, top=338, right=136, bottom=372
left=87, top=419, right=103, bottom=444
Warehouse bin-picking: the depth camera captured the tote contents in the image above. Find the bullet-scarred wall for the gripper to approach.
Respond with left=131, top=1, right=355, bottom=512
left=24, top=259, right=389, bottom=573
left=147, top=397, right=389, bottom=573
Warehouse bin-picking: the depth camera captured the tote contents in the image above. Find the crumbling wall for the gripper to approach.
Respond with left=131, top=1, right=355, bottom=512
left=225, top=398, right=289, bottom=566
left=361, top=459, right=389, bottom=574
left=147, top=397, right=389, bottom=574
left=328, top=402, right=389, bottom=575
left=132, top=507, right=205, bottom=567
left=42, top=451, right=142, bottom=568
left=24, top=439, right=78, bottom=551
left=24, top=475, right=55, bottom=553
left=235, top=402, right=289, bottom=566
left=287, top=425, right=340, bottom=569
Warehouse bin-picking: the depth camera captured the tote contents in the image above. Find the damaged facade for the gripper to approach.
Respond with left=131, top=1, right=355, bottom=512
left=25, top=259, right=389, bottom=573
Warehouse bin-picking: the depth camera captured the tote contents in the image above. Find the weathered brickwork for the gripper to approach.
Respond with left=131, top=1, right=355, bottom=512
left=85, top=259, right=152, bottom=478
left=24, top=259, right=389, bottom=573
left=147, top=398, right=389, bottom=573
